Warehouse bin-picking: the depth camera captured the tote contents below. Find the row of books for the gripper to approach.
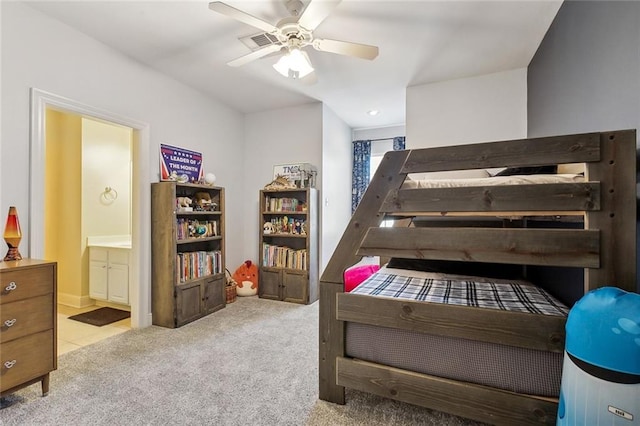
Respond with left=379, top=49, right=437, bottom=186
left=176, top=218, right=218, bottom=240
left=262, top=243, right=307, bottom=270
left=176, top=250, right=222, bottom=283
left=264, top=196, right=306, bottom=213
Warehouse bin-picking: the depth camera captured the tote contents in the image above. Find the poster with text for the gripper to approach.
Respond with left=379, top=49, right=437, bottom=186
left=160, top=144, right=204, bottom=182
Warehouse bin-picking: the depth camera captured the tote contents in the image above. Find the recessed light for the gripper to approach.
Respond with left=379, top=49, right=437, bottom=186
left=367, top=110, right=379, bottom=116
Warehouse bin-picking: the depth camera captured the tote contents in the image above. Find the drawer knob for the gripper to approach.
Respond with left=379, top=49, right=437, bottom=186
left=4, top=360, right=16, bottom=369
left=3, top=318, right=16, bottom=327
left=4, top=281, right=17, bottom=292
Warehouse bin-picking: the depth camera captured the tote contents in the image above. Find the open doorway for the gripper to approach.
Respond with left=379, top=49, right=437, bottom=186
left=29, top=89, right=152, bottom=353
left=44, top=110, right=134, bottom=354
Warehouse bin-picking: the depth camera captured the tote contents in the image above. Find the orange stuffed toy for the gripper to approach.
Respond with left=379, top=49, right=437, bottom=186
left=232, top=260, right=258, bottom=296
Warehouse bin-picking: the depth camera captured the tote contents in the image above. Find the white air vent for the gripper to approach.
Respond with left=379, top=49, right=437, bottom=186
left=239, top=32, right=280, bottom=50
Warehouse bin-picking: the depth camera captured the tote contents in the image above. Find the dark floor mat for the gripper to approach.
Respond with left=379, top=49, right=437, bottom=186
left=68, top=307, right=130, bottom=327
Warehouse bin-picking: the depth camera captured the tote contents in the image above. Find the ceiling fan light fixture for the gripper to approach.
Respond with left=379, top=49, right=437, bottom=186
left=273, top=47, right=314, bottom=79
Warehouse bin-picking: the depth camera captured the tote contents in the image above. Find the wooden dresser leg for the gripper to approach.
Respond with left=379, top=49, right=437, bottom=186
left=41, top=373, right=50, bottom=396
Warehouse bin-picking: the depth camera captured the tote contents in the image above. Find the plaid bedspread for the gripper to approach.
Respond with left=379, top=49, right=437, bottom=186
left=351, top=267, right=568, bottom=316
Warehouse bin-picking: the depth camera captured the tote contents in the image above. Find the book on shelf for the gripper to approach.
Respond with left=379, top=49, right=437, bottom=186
left=261, top=243, right=307, bottom=270
left=264, top=196, right=306, bottom=213
left=176, top=218, right=218, bottom=240
left=175, top=250, right=222, bottom=283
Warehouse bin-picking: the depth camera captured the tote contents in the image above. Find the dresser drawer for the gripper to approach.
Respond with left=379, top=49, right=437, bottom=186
left=1, top=295, right=53, bottom=343
left=0, top=330, right=54, bottom=392
left=0, top=264, right=54, bottom=304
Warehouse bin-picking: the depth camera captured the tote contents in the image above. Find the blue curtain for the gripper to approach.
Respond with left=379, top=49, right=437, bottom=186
left=352, top=140, right=371, bottom=213
left=351, top=137, right=405, bottom=213
left=393, top=136, right=406, bottom=151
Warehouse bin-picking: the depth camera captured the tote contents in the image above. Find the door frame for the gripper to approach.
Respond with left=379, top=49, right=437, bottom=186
left=30, top=88, right=152, bottom=328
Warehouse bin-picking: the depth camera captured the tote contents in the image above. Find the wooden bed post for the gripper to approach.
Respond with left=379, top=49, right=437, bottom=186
left=319, top=150, right=410, bottom=404
left=585, top=130, right=637, bottom=292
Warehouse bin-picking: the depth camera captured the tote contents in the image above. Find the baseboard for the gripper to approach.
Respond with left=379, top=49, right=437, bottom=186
left=95, top=300, right=131, bottom=312
left=57, top=292, right=94, bottom=308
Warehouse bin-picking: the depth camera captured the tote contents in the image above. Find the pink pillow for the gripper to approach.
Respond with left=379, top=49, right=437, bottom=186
left=344, top=264, right=380, bottom=292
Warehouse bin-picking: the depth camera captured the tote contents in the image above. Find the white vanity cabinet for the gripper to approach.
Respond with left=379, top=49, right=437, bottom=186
left=89, top=246, right=130, bottom=305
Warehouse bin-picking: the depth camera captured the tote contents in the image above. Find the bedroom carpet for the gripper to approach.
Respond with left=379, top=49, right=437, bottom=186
left=0, top=296, right=485, bottom=425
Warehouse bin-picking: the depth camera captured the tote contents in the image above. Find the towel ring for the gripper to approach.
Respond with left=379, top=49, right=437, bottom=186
left=102, top=186, right=118, bottom=202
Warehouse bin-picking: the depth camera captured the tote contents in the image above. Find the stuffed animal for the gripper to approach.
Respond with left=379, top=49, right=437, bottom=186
left=193, top=192, right=216, bottom=211
left=177, top=197, right=192, bottom=210
left=264, top=175, right=296, bottom=190
left=263, top=222, right=274, bottom=234
left=232, top=260, right=258, bottom=296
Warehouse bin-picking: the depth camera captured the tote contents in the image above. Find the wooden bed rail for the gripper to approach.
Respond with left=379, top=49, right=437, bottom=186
left=357, top=227, right=599, bottom=268
left=336, top=357, right=558, bottom=425
left=381, top=182, right=600, bottom=214
left=336, top=294, right=566, bottom=352
left=401, top=132, right=600, bottom=174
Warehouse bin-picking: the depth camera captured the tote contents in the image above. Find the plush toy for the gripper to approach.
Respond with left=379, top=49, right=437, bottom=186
left=193, top=192, right=216, bottom=211
left=176, top=197, right=192, bottom=210
left=232, top=260, right=258, bottom=296
left=263, top=222, right=274, bottom=234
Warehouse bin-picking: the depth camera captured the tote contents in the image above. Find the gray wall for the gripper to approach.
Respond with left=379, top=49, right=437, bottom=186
left=527, top=0, right=640, bottom=293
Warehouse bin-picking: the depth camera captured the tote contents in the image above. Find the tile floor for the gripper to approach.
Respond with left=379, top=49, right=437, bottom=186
left=57, top=304, right=131, bottom=356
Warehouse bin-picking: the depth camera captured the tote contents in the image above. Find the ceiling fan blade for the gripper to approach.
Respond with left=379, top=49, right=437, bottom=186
left=209, top=1, right=278, bottom=33
left=227, top=44, right=283, bottom=67
left=297, top=0, right=341, bottom=31
left=313, top=39, right=379, bottom=60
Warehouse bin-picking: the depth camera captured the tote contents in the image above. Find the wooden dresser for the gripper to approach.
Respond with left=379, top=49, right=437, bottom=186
left=1, top=259, right=57, bottom=397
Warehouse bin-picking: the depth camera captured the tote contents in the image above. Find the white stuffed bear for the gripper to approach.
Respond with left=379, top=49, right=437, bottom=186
left=177, top=197, right=192, bottom=211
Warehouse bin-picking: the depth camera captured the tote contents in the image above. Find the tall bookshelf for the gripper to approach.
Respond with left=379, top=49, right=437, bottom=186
left=151, top=182, right=225, bottom=328
left=259, top=188, right=318, bottom=304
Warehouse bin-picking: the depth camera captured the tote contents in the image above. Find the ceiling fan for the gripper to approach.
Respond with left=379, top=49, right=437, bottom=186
left=208, top=0, right=379, bottom=80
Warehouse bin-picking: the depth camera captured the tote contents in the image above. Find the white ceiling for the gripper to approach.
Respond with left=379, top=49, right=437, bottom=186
left=24, top=0, right=563, bottom=129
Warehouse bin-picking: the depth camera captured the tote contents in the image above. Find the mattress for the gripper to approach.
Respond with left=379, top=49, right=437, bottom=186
left=402, top=173, right=584, bottom=189
left=345, top=267, right=568, bottom=397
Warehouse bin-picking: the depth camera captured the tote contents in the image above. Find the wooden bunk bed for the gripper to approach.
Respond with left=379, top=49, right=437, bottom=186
left=319, top=130, right=637, bottom=425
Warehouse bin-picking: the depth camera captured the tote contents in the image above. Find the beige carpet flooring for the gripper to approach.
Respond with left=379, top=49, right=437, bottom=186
left=1, top=296, right=484, bottom=425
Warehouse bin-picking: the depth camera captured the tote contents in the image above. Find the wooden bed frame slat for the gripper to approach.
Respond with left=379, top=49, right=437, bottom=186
left=357, top=227, right=600, bottom=268
left=336, top=357, right=558, bottom=426
left=402, top=132, right=601, bottom=173
left=337, top=293, right=566, bottom=352
left=381, top=182, right=600, bottom=213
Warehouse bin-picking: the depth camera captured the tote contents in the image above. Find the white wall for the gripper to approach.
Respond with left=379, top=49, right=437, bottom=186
left=1, top=2, right=245, bottom=263
left=321, top=105, right=352, bottom=273
left=242, top=103, right=323, bottom=270
left=1, top=3, right=246, bottom=327
left=82, top=118, right=132, bottom=238
left=353, top=125, right=406, bottom=143
left=406, top=68, right=528, bottom=149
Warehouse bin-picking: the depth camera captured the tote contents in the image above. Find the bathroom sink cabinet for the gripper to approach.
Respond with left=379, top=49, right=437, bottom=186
left=89, top=246, right=130, bottom=305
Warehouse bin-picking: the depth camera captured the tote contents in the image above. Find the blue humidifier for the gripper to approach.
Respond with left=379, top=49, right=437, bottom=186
left=557, top=287, right=640, bottom=425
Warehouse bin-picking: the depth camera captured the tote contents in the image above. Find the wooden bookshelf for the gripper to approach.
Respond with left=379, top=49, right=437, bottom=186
left=151, top=182, right=226, bottom=327
left=259, top=188, right=318, bottom=304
